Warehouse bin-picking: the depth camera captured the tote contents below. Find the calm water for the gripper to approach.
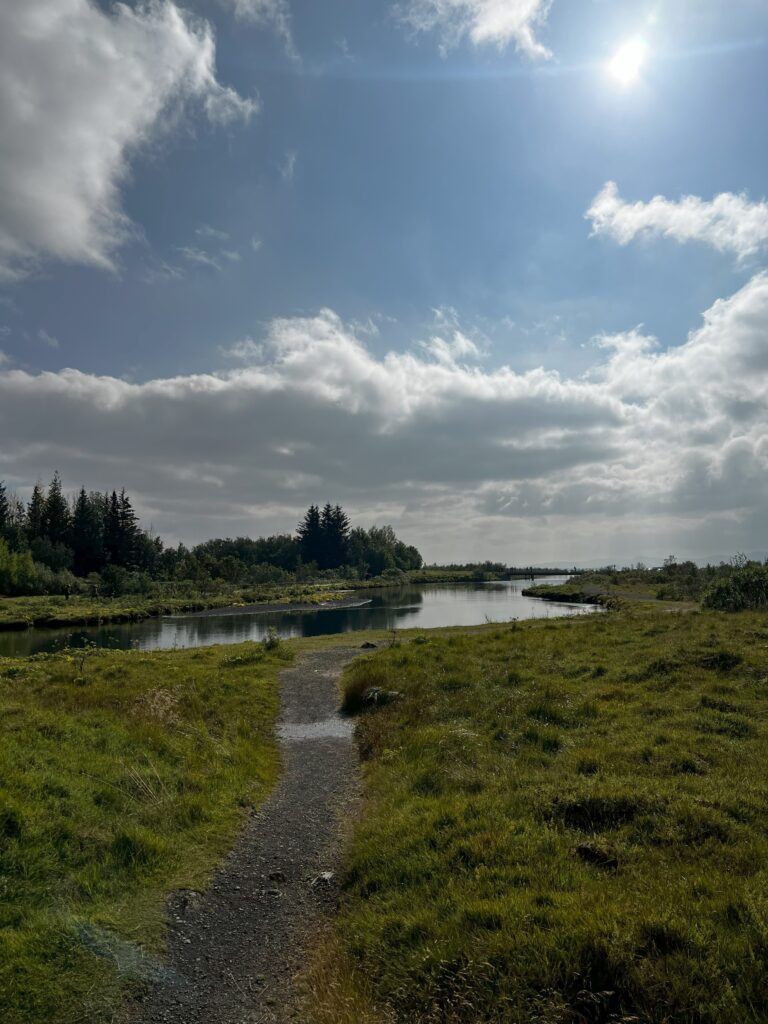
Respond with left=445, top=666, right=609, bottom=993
left=0, top=577, right=597, bottom=657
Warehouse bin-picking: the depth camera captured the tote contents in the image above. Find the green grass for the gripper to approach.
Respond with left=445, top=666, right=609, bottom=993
left=0, top=640, right=289, bottom=1024
left=324, top=606, right=768, bottom=1023
left=0, top=584, right=355, bottom=631
left=523, top=574, right=666, bottom=604
left=0, top=572, right=501, bottom=632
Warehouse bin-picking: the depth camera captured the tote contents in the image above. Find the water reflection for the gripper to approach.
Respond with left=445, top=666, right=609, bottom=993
left=0, top=577, right=597, bottom=657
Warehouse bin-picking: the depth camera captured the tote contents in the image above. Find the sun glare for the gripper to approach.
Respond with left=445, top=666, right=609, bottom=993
left=607, top=38, right=647, bottom=85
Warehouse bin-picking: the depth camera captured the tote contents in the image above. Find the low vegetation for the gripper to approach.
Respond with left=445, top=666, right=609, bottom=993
left=525, top=558, right=768, bottom=610
left=0, top=582, right=351, bottom=631
left=703, top=565, right=768, bottom=612
left=317, top=605, right=768, bottom=1023
left=0, top=640, right=288, bottom=1024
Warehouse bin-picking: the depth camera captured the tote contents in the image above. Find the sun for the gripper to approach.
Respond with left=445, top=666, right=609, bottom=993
left=607, top=38, right=648, bottom=85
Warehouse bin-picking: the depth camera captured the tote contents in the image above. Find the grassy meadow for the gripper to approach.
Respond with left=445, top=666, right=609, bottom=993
left=312, top=605, right=768, bottom=1024
left=0, top=640, right=288, bottom=1024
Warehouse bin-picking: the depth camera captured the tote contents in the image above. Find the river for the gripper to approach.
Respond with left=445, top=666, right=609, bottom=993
left=0, top=576, right=598, bottom=657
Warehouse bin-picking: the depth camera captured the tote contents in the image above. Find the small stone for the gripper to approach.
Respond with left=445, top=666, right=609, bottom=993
left=361, top=687, right=401, bottom=707
left=311, top=871, right=335, bottom=888
left=360, top=641, right=377, bottom=649
left=268, top=870, right=286, bottom=883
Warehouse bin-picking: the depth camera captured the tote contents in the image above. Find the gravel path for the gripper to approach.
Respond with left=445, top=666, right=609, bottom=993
left=130, top=646, right=363, bottom=1024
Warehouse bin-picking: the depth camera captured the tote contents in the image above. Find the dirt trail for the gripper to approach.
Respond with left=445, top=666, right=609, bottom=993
left=131, top=646, right=363, bottom=1024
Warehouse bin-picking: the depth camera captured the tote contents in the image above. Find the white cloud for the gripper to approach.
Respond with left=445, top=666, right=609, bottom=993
left=195, top=224, right=230, bottom=241
left=396, top=0, right=553, bottom=57
left=224, top=0, right=296, bottom=57
left=0, top=0, right=258, bottom=281
left=220, top=336, right=263, bottom=361
left=0, top=351, right=8, bottom=366
left=587, top=181, right=768, bottom=260
left=2, top=278, right=768, bottom=561
left=280, top=151, right=297, bottom=181
left=176, top=245, right=240, bottom=271
left=38, top=329, right=60, bottom=349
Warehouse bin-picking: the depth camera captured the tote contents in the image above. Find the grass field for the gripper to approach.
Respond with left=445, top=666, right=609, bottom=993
left=0, top=640, right=288, bottom=1024
left=314, top=605, right=768, bottom=1024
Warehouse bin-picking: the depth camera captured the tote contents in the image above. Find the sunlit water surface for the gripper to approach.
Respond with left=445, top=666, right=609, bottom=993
left=0, top=577, right=598, bottom=657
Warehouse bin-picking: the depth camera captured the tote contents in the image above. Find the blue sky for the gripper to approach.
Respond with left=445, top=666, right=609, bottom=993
left=1, top=0, right=768, bottom=564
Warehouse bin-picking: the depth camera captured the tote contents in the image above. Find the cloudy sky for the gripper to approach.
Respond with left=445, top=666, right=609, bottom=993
left=1, top=0, right=767, bottom=564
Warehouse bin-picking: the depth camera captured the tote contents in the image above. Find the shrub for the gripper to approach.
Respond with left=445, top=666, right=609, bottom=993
left=703, top=566, right=768, bottom=611
left=261, top=627, right=280, bottom=651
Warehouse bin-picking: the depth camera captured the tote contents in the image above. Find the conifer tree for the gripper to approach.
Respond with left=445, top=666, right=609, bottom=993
left=118, top=489, right=139, bottom=566
left=26, top=482, right=46, bottom=542
left=319, top=504, right=350, bottom=568
left=103, top=491, right=122, bottom=565
left=297, top=504, right=322, bottom=566
left=319, top=503, right=335, bottom=568
left=42, top=471, right=71, bottom=546
left=71, top=488, right=104, bottom=575
left=0, top=481, right=9, bottom=540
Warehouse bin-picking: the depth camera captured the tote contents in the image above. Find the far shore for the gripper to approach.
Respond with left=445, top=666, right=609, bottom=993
left=165, top=596, right=374, bottom=619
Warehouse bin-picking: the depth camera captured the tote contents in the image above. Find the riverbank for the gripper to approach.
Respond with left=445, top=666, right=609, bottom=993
left=0, top=569, right=512, bottom=633
left=314, top=604, right=768, bottom=1023
left=0, top=587, right=338, bottom=632
left=522, top=580, right=605, bottom=603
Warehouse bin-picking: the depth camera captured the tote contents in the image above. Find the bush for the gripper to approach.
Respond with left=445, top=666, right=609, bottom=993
left=261, top=627, right=280, bottom=651
left=703, top=566, right=768, bottom=611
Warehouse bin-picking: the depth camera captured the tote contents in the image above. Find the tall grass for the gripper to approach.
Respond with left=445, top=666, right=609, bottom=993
left=0, top=641, right=287, bottom=1023
left=318, top=607, right=768, bottom=1023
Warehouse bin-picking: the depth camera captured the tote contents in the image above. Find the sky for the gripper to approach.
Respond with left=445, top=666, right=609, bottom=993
left=1, top=0, right=768, bottom=565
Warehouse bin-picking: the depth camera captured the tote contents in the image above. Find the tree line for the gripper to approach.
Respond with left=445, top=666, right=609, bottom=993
left=0, top=474, right=161, bottom=596
left=0, top=476, right=422, bottom=597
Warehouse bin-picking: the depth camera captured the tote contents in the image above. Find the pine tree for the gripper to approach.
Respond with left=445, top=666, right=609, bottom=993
left=103, top=491, right=122, bottom=565
left=330, top=504, right=350, bottom=567
left=319, top=503, right=335, bottom=569
left=118, top=489, right=139, bottom=567
left=297, top=504, right=322, bottom=566
left=71, top=488, right=104, bottom=575
left=26, top=482, right=46, bottom=542
left=0, top=481, right=9, bottom=540
left=42, top=471, right=71, bottom=546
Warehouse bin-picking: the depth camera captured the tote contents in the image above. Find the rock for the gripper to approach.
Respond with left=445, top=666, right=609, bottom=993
left=360, top=641, right=377, bottom=649
left=311, top=871, right=335, bottom=888
left=268, top=870, right=286, bottom=883
left=361, top=687, right=401, bottom=707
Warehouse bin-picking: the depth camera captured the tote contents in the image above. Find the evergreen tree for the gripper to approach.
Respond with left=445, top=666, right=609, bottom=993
left=71, top=488, right=105, bottom=575
left=103, top=491, right=122, bottom=565
left=0, top=481, right=9, bottom=541
left=4, top=492, right=26, bottom=552
left=118, top=489, right=139, bottom=566
left=42, top=471, right=71, bottom=546
left=26, top=482, right=46, bottom=542
left=297, top=504, right=322, bottom=566
left=319, top=503, right=335, bottom=568
left=326, top=504, right=350, bottom=568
